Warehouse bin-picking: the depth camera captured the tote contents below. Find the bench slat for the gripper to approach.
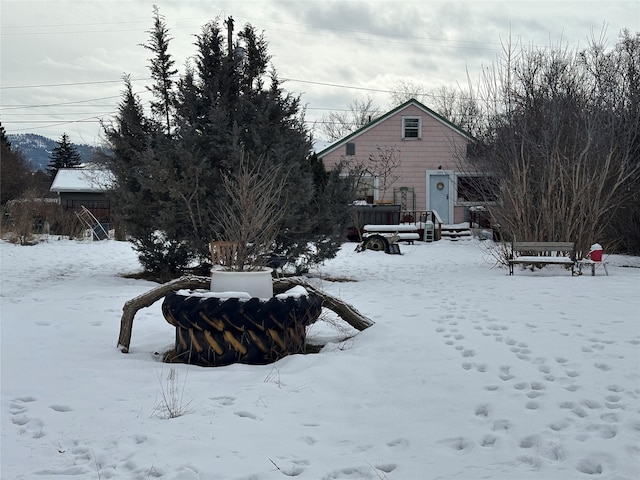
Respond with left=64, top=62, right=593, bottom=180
left=513, top=242, right=574, bottom=250
left=510, top=256, right=574, bottom=264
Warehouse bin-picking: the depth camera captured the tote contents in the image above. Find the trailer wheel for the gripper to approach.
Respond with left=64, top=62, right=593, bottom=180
left=362, top=234, right=389, bottom=252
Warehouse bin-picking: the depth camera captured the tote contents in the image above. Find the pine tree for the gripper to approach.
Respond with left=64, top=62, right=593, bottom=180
left=101, top=75, right=154, bottom=239
left=104, top=12, right=355, bottom=279
left=0, top=123, right=11, bottom=148
left=1, top=122, right=33, bottom=204
left=47, top=132, right=81, bottom=179
left=142, top=6, right=177, bottom=136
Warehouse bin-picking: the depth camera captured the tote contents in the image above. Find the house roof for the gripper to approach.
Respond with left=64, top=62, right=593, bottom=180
left=50, top=167, right=114, bottom=193
left=316, top=98, right=473, bottom=157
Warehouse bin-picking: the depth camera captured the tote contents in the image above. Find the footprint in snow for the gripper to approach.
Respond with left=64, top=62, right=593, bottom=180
left=234, top=411, right=259, bottom=420
left=492, top=419, right=512, bottom=432
left=49, top=405, right=73, bottom=412
left=475, top=404, right=490, bottom=417
left=576, top=458, right=604, bottom=475
left=580, top=399, right=602, bottom=409
left=386, top=438, right=409, bottom=449
left=10, top=397, right=45, bottom=438
left=480, top=435, right=497, bottom=447
left=439, top=436, right=474, bottom=451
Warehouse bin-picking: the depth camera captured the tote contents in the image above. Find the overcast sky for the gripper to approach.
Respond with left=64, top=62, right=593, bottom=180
left=1, top=0, right=638, bottom=146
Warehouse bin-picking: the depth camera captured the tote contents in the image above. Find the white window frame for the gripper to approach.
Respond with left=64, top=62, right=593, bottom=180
left=402, top=116, right=422, bottom=139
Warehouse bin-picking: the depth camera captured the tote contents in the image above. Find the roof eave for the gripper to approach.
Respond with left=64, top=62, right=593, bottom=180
left=317, top=98, right=473, bottom=157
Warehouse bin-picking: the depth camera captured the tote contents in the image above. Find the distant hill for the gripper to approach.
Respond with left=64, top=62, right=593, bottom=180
left=7, top=133, right=101, bottom=172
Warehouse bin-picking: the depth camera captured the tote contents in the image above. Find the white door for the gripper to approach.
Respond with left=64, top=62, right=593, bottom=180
left=429, top=173, right=451, bottom=224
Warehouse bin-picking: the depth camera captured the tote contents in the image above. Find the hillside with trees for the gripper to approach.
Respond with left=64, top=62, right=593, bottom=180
left=7, top=133, right=98, bottom=172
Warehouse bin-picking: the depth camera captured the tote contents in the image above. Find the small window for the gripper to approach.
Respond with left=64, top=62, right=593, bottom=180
left=346, top=142, right=356, bottom=156
left=355, top=175, right=375, bottom=204
left=402, top=116, right=421, bottom=139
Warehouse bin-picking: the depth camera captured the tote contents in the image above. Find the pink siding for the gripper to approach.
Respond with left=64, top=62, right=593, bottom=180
left=321, top=104, right=471, bottom=218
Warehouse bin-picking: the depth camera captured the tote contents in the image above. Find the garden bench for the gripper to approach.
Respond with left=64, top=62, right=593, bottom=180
left=508, top=241, right=576, bottom=275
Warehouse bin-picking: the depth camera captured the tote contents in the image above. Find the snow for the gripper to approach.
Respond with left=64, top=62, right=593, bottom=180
left=49, top=168, right=114, bottom=193
left=1, top=237, right=639, bottom=480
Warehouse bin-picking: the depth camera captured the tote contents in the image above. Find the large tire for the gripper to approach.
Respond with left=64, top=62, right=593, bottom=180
left=362, top=234, right=389, bottom=252
left=162, top=291, right=323, bottom=367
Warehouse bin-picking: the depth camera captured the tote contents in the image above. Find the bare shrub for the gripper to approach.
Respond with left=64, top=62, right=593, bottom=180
left=152, top=367, right=192, bottom=419
left=214, top=151, right=287, bottom=271
left=462, top=31, right=640, bottom=256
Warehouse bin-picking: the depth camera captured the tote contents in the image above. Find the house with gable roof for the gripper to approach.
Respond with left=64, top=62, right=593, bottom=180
left=318, top=98, right=488, bottom=229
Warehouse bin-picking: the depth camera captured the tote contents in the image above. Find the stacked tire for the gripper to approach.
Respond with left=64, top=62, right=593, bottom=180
left=162, top=291, right=323, bottom=367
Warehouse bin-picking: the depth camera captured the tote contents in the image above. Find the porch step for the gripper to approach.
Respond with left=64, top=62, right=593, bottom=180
left=441, top=224, right=473, bottom=241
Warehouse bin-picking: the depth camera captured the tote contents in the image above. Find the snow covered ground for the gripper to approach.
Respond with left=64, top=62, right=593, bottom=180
left=1, top=237, right=639, bottom=480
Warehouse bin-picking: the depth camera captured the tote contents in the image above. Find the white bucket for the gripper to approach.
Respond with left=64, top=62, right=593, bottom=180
left=210, top=268, right=274, bottom=299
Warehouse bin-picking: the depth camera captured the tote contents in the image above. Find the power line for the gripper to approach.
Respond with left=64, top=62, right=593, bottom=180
left=0, top=78, right=152, bottom=90
left=282, top=78, right=395, bottom=95
left=2, top=11, right=503, bottom=51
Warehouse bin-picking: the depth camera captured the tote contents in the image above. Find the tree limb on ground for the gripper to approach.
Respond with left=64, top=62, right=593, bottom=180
left=273, top=277, right=374, bottom=331
left=117, top=275, right=374, bottom=353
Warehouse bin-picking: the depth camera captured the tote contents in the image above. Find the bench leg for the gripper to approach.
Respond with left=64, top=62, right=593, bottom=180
left=591, top=264, right=595, bottom=276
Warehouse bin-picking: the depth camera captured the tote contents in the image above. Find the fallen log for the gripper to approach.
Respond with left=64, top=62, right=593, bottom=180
left=117, top=275, right=374, bottom=353
left=117, top=275, right=209, bottom=352
left=274, top=276, right=374, bottom=331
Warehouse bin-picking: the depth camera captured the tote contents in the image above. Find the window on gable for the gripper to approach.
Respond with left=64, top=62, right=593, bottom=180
left=346, top=142, right=356, bottom=156
left=402, top=116, right=421, bottom=139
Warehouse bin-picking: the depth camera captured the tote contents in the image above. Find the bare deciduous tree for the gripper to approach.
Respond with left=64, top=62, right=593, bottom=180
left=340, top=145, right=401, bottom=205
left=389, top=80, right=430, bottom=107
left=390, top=81, right=483, bottom=137
left=464, top=30, right=640, bottom=256
left=214, top=152, right=288, bottom=271
left=318, top=95, right=380, bottom=141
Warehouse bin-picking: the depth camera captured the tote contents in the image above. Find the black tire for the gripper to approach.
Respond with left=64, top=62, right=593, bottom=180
left=363, top=234, right=389, bottom=252
left=162, top=290, right=323, bottom=367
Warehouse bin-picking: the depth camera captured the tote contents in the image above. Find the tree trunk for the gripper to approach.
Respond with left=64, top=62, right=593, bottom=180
left=117, top=275, right=374, bottom=353
left=274, top=277, right=375, bottom=331
left=117, top=275, right=210, bottom=352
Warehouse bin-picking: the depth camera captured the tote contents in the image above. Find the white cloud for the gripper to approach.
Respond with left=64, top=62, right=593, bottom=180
left=1, top=0, right=637, bottom=144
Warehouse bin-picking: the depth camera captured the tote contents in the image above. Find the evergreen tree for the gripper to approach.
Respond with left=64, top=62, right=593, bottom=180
left=102, top=76, right=155, bottom=238
left=104, top=12, right=355, bottom=279
left=46, top=132, right=81, bottom=179
left=1, top=122, right=33, bottom=204
left=142, top=6, right=177, bottom=136
left=0, top=123, right=11, bottom=148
